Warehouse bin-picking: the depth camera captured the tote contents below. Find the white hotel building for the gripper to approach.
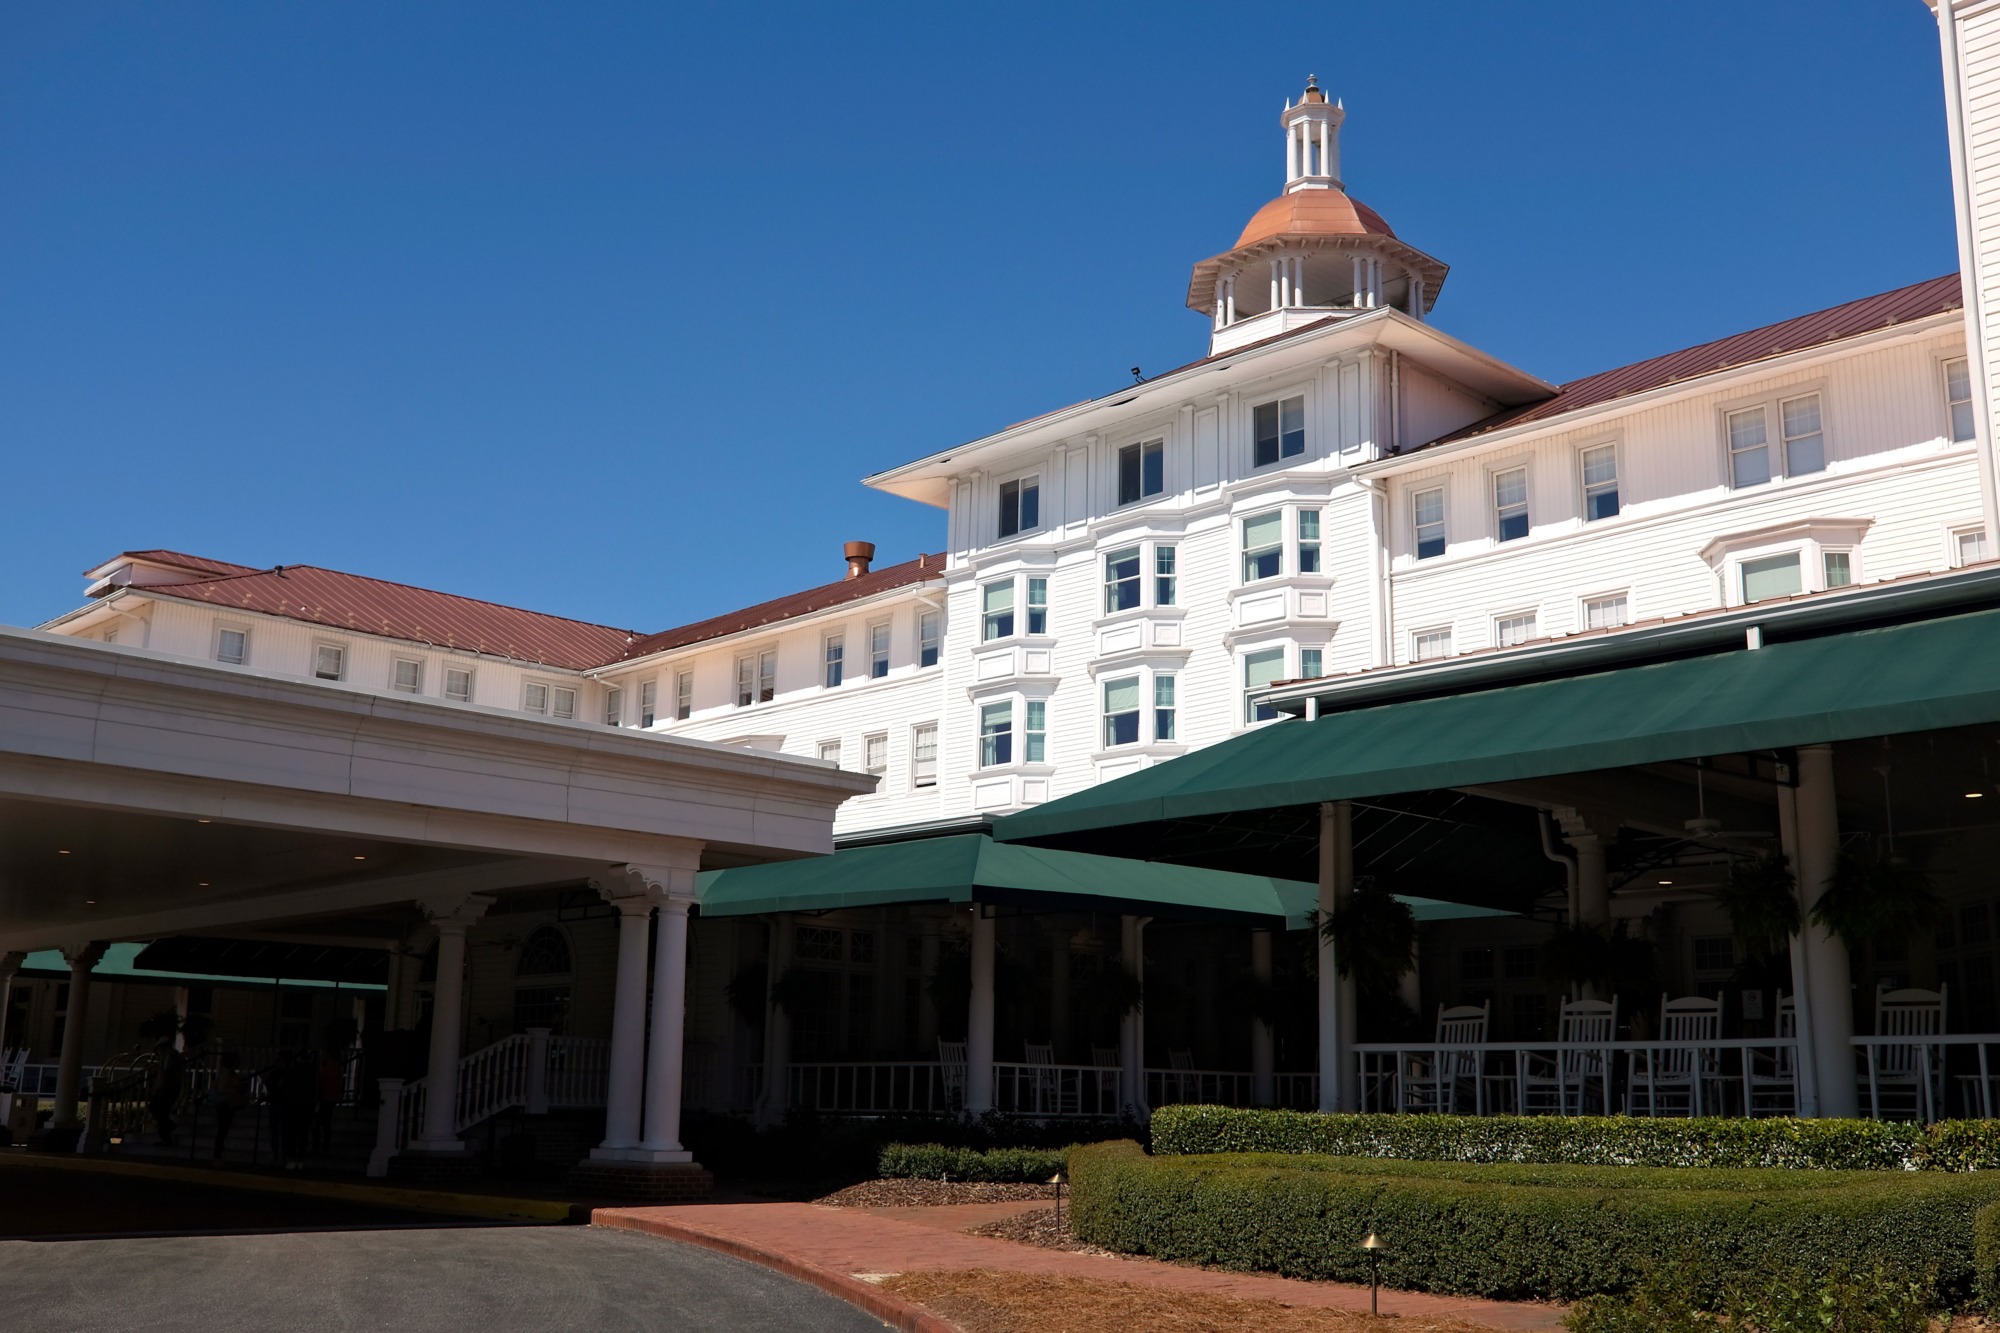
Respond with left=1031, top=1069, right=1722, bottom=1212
left=11, top=6, right=2000, bottom=1174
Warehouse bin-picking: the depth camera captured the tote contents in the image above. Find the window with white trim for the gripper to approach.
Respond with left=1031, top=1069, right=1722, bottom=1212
left=1726, top=406, right=1770, bottom=487
left=1412, top=627, right=1452, bottom=661
left=1154, top=675, right=1177, bottom=741
left=674, top=671, right=692, bottom=720
left=1299, top=648, right=1322, bottom=678
left=1495, top=613, right=1537, bottom=648
left=911, top=722, right=938, bottom=788
left=604, top=687, right=623, bottom=727
left=314, top=643, right=345, bottom=681
left=862, top=732, right=888, bottom=775
left=1947, top=357, right=1977, bottom=443
left=1583, top=594, right=1629, bottom=630
left=1493, top=467, right=1528, bottom=542
left=639, top=679, right=657, bottom=727
left=918, top=611, right=941, bottom=668
left=869, top=622, right=891, bottom=679
left=1823, top=550, right=1854, bottom=588
left=1741, top=553, right=1803, bottom=605
left=1581, top=445, right=1619, bottom=521
left=392, top=658, right=423, bottom=695
left=215, top=627, right=248, bottom=666
left=1026, top=578, right=1048, bottom=635
left=1728, top=393, right=1825, bottom=487
left=1102, top=675, right=1141, bottom=747
left=979, top=702, right=1013, bottom=768
left=1025, top=700, right=1047, bottom=762
left=1242, top=511, right=1283, bottom=581
left=1243, top=648, right=1285, bottom=724
left=552, top=686, right=576, bottom=720
left=1413, top=487, right=1445, bottom=559
left=824, top=633, right=844, bottom=688
left=1956, top=528, right=1991, bottom=568
left=982, top=580, right=1014, bottom=641
left=1104, top=547, right=1141, bottom=613
left=736, top=650, right=776, bottom=706
left=818, top=739, right=842, bottom=764
left=522, top=681, right=550, bottom=714
left=1780, top=395, right=1825, bottom=476
left=1299, top=510, right=1322, bottom=571
left=444, top=667, right=473, bottom=703
left=1155, top=546, right=1177, bottom=606
left=1117, top=438, right=1164, bottom=505
left=997, top=475, right=1040, bottom=538
left=1252, top=395, right=1305, bottom=466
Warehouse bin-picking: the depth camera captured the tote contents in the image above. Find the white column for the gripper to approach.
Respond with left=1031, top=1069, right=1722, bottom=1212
left=1318, top=801, right=1357, bottom=1112
left=1250, top=929, right=1274, bottom=1106
left=1795, top=744, right=1856, bottom=1117
left=1778, top=781, right=1823, bottom=1116
left=0, top=951, right=24, bottom=1058
left=525, top=1027, right=552, bottom=1115
left=1351, top=254, right=1365, bottom=307
left=51, top=942, right=107, bottom=1130
left=1213, top=295, right=1224, bottom=331
left=639, top=896, right=696, bottom=1160
left=1118, top=914, right=1149, bottom=1115
left=966, top=908, right=996, bottom=1114
left=1318, top=120, right=1329, bottom=178
left=411, top=895, right=489, bottom=1152
left=1410, top=276, right=1426, bottom=321
left=1279, top=255, right=1292, bottom=308
left=1269, top=259, right=1280, bottom=312
left=1224, top=276, right=1236, bottom=324
left=594, top=893, right=656, bottom=1156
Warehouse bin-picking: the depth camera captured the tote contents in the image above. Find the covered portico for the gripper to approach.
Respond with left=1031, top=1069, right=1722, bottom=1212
left=997, top=568, right=2000, bottom=1123
left=0, top=627, right=872, bottom=1190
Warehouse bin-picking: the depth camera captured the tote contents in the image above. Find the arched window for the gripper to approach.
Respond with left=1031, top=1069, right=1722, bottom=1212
left=513, top=926, right=573, bottom=1033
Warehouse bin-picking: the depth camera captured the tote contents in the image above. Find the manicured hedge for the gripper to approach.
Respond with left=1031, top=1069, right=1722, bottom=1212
left=1149, top=1105, right=2000, bottom=1171
left=878, top=1142, right=1068, bottom=1182
left=1067, top=1140, right=2000, bottom=1307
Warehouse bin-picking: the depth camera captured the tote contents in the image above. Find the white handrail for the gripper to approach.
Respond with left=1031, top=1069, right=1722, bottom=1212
left=370, top=1031, right=610, bottom=1176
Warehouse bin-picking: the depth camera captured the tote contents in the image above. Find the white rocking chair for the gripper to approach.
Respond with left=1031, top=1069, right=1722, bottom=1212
left=1519, top=996, right=1616, bottom=1116
left=1865, top=985, right=1946, bottom=1123
left=1401, top=1002, right=1488, bottom=1115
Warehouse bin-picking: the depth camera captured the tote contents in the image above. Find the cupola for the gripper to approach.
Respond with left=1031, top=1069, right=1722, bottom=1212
left=1188, top=80, right=1449, bottom=355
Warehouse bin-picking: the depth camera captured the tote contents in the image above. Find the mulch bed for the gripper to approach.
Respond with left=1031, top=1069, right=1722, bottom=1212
left=881, top=1270, right=1508, bottom=1333
left=964, top=1204, right=1111, bottom=1255
left=815, top=1178, right=1056, bottom=1208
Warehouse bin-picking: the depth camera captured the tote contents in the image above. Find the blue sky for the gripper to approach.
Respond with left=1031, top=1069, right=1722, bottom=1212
left=0, top=2, right=1959, bottom=631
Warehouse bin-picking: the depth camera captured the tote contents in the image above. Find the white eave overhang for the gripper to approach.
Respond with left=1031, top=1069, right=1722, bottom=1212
left=862, top=309, right=1554, bottom=508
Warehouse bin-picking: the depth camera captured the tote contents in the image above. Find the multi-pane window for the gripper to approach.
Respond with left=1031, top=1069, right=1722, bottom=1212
left=1495, top=613, right=1537, bottom=648
left=1025, top=700, right=1047, bottom=762
left=1780, top=395, right=1825, bottom=476
left=1242, top=511, right=1283, bottom=581
left=1584, top=594, right=1629, bottom=630
left=863, top=732, right=888, bottom=775
left=1103, top=675, right=1141, bottom=747
left=552, top=686, right=576, bottom=720
left=1726, top=406, right=1770, bottom=487
left=1252, top=395, right=1306, bottom=466
left=870, top=622, right=891, bottom=678
left=979, top=702, right=1012, bottom=767
left=818, top=739, right=842, bottom=764
left=1959, top=528, right=1991, bottom=567
left=640, top=679, right=657, bottom=727
left=1823, top=550, right=1853, bottom=588
left=911, top=722, right=938, bottom=788
left=674, top=671, right=692, bottom=720
left=1741, top=553, right=1803, bottom=605
left=523, top=682, right=550, bottom=714
left=1154, top=675, right=1177, bottom=741
left=1155, top=546, right=1177, bottom=606
left=392, top=659, right=423, bottom=695
left=1298, top=510, right=1322, bottom=572
left=1026, top=578, right=1048, bottom=635
left=216, top=627, right=248, bottom=666
left=1947, top=357, right=1977, bottom=443
left=314, top=644, right=345, bottom=681
left=998, top=476, right=1040, bottom=538
left=824, top=633, right=844, bottom=688
left=736, top=650, right=776, bottom=706
left=1117, top=438, right=1164, bottom=505
left=1413, top=488, right=1445, bottom=559
left=982, top=580, right=1015, bottom=640
left=1104, top=547, right=1142, bottom=613
left=1493, top=468, right=1528, bottom=542
left=1412, top=628, right=1452, bottom=661
left=603, top=688, right=623, bottom=727
left=1299, top=648, right=1322, bottom=678
left=918, top=611, right=941, bottom=668
left=1581, top=445, right=1619, bottom=521
left=1243, top=648, right=1285, bottom=724
left=444, top=667, right=473, bottom=703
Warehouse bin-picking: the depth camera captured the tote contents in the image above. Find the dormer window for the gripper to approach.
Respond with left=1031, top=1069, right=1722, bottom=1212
left=314, top=643, right=346, bottom=681
left=1117, top=438, right=1164, bottom=505
left=1252, top=395, right=1305, bottom=467
left=998, top=476, right=1040, bottom=538
left=215, top=627, right=248, bottom=666
left=392, top=659, right=423, bottom=695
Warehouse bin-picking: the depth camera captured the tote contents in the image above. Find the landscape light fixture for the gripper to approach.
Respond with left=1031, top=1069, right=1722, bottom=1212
left=1049, top=1168, right=1067, bottom=1231
left=1359, top=1231, right=1388, bottom=1315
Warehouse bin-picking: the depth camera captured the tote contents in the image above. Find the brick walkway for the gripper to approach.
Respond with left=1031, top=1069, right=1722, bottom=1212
left=595, top=1200, right=1566, bottom=1331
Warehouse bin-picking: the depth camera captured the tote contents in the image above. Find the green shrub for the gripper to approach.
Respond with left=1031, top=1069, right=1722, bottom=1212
left=1567, top=1259, right=1937, bottom=1332
left=1147, top=1105, right=2000, bottom=1171
left=1976, top=1198, right=2000, bottom=1311
left=1066, top=1140, right=2000, bottom=1308
left=877, top=1142, right=1069, bottom=1183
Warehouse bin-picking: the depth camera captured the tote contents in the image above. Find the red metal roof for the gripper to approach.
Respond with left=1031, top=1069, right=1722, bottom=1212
left=1424, top=274, right=1964, bottom=451
left=614, top=553, right=947, bottom=663
left=97, top=549, right=264, bottom=579
left=140, top=564, right=644, bottom=671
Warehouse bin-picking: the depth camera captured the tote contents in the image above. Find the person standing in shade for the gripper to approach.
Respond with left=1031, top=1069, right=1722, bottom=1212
left=208, top=1052, right=247, bottom=1163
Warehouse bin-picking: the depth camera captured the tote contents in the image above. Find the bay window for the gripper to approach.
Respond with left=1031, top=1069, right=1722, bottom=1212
left=1243, top=648, right=1285, bottom=724
left=1242, top=511, right=1283, bottom=581
left=1104, top=547, right=1141, bottom=613
left=979, top=702, right=1013, bottom=767
left=1154, top=675, right=1177, bottom=741
left=1102, top=675, right=1141, bottom=747
left=982, top=581, right=1014, bottom=640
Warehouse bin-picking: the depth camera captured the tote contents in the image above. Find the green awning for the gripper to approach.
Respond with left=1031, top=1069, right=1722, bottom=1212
left=695, top=833, right=1505, bottom=928
left=997, top=606, right=2000, bottom=843
left=20, top=942, right=384, bottom=992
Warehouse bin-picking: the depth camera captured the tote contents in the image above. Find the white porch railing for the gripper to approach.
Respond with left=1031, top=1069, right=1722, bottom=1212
left=995, top=1062, right=1122, bottom=1117
left=1146, top=1067, right=1254, bottom=1109
left=787, top=1061, right=955, bottom=1115
left=368, top=1030, right=609, bottom=1177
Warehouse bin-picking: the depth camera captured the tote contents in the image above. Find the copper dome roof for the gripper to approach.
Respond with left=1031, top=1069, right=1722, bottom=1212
left=1234, top=189, right=1399, bottom=249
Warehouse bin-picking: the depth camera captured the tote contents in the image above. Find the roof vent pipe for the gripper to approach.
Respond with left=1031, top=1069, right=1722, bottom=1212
left=843, top=541, right=876, bottom=580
